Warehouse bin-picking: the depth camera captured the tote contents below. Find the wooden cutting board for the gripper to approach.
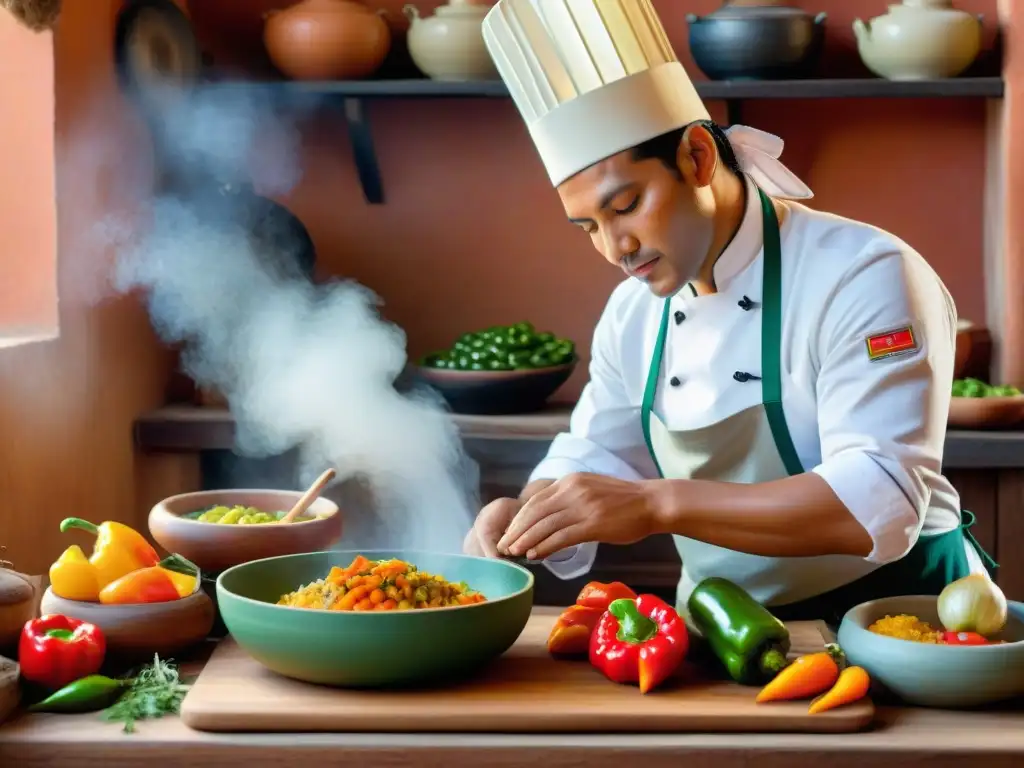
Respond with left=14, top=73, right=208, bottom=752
left=180, top=608, right=874, bottom=734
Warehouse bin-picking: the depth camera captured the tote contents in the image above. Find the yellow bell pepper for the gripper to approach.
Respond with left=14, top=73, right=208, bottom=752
left=48, top=544, right=101, bottom=602
left=58, top=517, right=160, bottom=591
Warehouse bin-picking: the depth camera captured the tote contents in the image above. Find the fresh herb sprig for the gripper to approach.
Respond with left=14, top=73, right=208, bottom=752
left=100, top=654, right=190, bottom=733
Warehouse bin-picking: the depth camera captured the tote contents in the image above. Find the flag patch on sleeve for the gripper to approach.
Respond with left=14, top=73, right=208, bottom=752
left=865, top=326, right=918, bottom=361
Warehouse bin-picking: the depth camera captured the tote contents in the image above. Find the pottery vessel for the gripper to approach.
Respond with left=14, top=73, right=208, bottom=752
left=149, top=489, right=342, bottom=574
left=687, top=3, right=826, bottom=81
left=404, top=0, right=497, bottom=82
left=0, top=656, right=18, bottom=725
left=0, top=569, right=35, bottom=655
left=264, top=0, right=392, bottom=80
left=39, top=588, right=216, bottom=663
left=853, top=0, right=982, bottom=80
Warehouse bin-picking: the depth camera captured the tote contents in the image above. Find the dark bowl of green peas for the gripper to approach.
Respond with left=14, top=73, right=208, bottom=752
left=415, top=322, right=576, bottom=415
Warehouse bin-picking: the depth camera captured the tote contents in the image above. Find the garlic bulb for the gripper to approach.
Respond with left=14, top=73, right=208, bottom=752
left=937, top=574, right=1007, bottom=636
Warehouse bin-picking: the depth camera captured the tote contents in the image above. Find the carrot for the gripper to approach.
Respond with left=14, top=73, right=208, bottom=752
left=755, top=644, right=844, bottom=703
left=354, top=597, right=374, bottom=611
left=808, top=666, right=870, bottom=714
left=336, top=585, right=370, bottom=611
left=369, top=588, right=386, bottom=604
left=375, top=599, right=398, bottom=610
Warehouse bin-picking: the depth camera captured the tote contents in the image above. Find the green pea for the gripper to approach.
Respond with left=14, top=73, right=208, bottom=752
left=512, top=321, right=535, bottom=335
left=455, top=355, right=472, bottom=370
left=529, top=352, right=553, bottom=368
left=487, top=358, right=512, bottom=370
left=536, top=332, right=555, bottom=345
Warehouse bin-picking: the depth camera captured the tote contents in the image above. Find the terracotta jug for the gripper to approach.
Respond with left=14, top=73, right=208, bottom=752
left=264, top=0, right=392, bottom=81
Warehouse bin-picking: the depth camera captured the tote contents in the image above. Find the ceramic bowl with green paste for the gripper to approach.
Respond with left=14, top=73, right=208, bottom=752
left=210, top=549, right=534, bottom=688
left=148, top=490, right=343, bottom=574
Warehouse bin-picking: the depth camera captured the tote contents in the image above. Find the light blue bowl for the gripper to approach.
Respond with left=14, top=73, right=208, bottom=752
left=837, top=595, right=1024, bottom=708
left=216, top=549, right=534, bottom=688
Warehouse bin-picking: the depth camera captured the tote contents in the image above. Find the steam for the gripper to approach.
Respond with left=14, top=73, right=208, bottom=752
left=110, top=85, right=477, bottom=553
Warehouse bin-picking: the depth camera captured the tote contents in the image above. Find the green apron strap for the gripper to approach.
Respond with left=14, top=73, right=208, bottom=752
left=757, top=188, right=804, bottom=477
left=959, top=510, right=999, bottom=572
left=641, top=298, right=671, bottom=478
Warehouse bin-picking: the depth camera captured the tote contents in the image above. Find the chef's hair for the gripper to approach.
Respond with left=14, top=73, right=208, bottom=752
left=631, top=120, right=742, bottom=179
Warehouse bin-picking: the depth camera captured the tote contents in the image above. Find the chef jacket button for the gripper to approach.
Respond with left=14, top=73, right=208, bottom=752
left=738, top=296, right=755, bottom=311
left=674, top=310, right=685, bottom=325
left=669, top=376, right=681, bottom=387
left=733, top=371, right=762, bottom=383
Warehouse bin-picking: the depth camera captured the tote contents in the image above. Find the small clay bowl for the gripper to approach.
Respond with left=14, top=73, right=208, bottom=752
left=148, top=489, right=343, bottom=574
left=948, top=396, right=1024, bottom=429
left=39, top=588, right=215, bottom=664
left=415, top=361, right=576, bottom=415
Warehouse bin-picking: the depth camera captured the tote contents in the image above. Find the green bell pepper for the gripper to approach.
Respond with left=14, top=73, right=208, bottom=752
left=687, top=577, right=790, bottom=686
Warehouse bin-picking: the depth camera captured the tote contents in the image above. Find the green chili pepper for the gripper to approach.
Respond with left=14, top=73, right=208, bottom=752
left=687, top=577, right=791, bottom=686
left=29, top=674, right=129, bottom=714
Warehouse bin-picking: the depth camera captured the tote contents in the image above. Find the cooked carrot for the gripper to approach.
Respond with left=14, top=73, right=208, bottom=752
left=756, top=644, right=844, bottom=703
left=369, top=588, right=386, bottom=604
left=336, top=585, right=370, bottom=611
left=354, top=597, right=374, bottom=611
left=808, top=666, right=870, bottom=714
left=375, top=598, right=398, bottom=610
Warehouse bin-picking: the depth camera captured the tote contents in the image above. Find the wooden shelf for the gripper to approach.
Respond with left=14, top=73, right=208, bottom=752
left=201, top=76, right=1005, bottom=204
left=134, top=404, right=1024, bottom=468
left=134, top=404, right=573, bottom=452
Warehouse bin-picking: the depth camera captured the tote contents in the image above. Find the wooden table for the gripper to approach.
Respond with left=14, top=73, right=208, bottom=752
left=2, top=641, right=1024, bottom=768
left=2, top=703, right=1024, bottom=768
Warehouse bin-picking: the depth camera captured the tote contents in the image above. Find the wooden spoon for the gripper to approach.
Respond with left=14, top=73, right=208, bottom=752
left=279, top=468, right=336, bottom=524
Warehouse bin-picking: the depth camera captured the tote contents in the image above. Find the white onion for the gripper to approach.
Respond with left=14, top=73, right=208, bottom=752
left=937, top=574, right=1007, bottom=636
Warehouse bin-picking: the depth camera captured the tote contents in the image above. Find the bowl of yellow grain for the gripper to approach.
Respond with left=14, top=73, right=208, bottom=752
left=837, top=595, right=1024, bottom=707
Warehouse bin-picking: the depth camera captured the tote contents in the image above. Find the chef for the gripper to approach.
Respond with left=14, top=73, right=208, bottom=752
left=463, top=0, right=996, bottom=623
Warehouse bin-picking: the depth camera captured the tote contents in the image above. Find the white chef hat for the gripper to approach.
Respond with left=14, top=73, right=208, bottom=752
left=482, top=0, right=813, bottom=199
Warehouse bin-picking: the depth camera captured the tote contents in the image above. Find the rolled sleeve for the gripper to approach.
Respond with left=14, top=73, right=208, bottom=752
left=810, top=246, right=956, bottom=564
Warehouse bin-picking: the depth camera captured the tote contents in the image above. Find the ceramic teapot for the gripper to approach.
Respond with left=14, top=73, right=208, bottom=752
left=404, top=0, right=497, bottom=82
left=853, top=0, right=983, bottom=80
left=264, top=0, right=392, bottom=81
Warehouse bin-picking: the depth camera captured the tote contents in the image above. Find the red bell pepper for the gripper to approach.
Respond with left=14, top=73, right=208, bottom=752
left=589, top=594, right=689, bottom=693
left=943, top=630, right=991, bottom=646
left=19, top=614, right=106, bottom=690
left=547, top=581, right=638, bottom=656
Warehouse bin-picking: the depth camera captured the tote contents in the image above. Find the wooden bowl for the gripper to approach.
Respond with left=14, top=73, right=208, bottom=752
left=948, top=396, right=1024, bottom=429
left=148, top=489, right=343, bottom=574
left=415, top=362, right=576, bottom=415
left=39, top=588, right=215, bottom=664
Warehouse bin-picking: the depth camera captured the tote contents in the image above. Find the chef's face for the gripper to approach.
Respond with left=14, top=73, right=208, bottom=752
left=558, top=125, right=719, bottom=298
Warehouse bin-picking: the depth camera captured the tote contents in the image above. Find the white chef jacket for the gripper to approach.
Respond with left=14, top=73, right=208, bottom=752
left=532, top=175, right=969, bottom=578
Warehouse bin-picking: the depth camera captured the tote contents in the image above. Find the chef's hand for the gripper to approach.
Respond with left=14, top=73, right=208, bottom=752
left=496, top=473, right=660, bottom=560
left=463, top=497, right=522, bottom=559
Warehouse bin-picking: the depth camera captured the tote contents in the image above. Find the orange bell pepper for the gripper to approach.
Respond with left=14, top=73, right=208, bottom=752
left=547, top=581, right=638, bottom=656
left=98, top=554, right=200, bottom=605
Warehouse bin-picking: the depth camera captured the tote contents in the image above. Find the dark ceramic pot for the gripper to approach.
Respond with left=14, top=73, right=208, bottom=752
left=687, top=4, right=827, bottom=81
left=414, top=362, right=576, bottom=416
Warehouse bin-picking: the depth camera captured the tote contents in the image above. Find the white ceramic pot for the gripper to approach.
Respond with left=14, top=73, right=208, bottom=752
left=404, top=0, right=498, bottom=82
left=853, top=0, right=983, bottom=80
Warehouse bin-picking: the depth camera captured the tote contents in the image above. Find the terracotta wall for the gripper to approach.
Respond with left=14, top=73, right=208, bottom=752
left=190, top=0, right=998, bottom=398
left=0, top=1, right=198, bottom=575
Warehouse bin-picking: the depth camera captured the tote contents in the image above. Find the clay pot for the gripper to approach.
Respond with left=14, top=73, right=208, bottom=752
left=0, top=569, right=35, bottom=656
left=264, top=0, right=392, bottom=80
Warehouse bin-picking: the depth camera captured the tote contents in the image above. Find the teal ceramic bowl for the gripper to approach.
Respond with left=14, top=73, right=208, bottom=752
left=216, top=549, right=534, bottom=688
left=837, top=595, right=1024, bottom=708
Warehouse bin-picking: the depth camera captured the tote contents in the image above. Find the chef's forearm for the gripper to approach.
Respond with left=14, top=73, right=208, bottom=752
left=646, top=473, right=874, bottom=558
